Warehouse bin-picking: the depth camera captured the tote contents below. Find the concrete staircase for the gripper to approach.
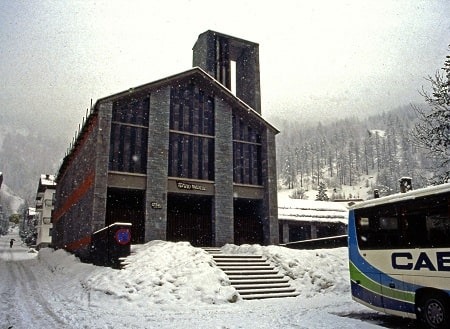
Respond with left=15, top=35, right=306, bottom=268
left=204, top=248, right=299, bottom=300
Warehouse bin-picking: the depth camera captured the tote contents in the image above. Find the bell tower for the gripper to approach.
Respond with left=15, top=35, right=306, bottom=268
left=193, top=30, right=262, bottom=114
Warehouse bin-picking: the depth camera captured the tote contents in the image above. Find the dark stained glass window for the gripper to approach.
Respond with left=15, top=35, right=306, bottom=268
left=232, top=114, right=262, bottom=185
left=168, top=82, right=215, bottom=180
left=109, top=96, right=149, bottom=174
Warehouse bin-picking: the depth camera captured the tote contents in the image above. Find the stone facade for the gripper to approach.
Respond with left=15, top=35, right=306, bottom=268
left=145, top=87, right=171, bottom=241
left=214, top=97, right=234, bottom=246
left=53, top=31, right=279, bottom=256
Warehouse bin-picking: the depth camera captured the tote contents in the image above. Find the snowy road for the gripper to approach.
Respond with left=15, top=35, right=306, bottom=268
left=0, top=234, right=67, bottom=327
left=1, top=228, right=419, bottom=329
left=0, top=229, right=71, bottom=328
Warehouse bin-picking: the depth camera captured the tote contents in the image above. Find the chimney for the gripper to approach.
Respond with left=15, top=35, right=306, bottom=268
left=373, top=189, right=380, bottom=198
left=399, top=177, right=412, bottom=193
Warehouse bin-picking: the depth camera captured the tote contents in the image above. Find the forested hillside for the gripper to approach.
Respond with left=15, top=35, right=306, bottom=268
left=273, top=105, right=438, bottom=199
left=0, top=123, right=66, bottom=205
left=0, top=102, right=443, bottom=207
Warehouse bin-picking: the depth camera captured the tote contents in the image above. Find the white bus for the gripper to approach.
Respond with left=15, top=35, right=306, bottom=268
left=348, top=183, right=450, bottom=329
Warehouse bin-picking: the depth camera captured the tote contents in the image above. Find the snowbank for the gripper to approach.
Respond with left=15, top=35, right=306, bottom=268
left=2, top=228, right=385, bottom=328
left=221, top=244, right=349, bottom=297
left=38, top=240, right=349, bottom=306
left=39, top=241, right=239, bottom=307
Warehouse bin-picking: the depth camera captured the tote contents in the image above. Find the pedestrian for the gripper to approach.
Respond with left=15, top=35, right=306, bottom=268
left=10, top=239, right=15, bottom=248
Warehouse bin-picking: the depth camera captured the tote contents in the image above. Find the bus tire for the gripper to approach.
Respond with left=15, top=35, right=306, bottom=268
left=419, top=293, right=449, bottom=329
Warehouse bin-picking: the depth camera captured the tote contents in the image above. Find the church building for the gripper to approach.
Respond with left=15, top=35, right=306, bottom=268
left=52, top=31, right=279, bottom=258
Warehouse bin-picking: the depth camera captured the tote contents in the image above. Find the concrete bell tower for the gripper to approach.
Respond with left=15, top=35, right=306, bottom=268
left=192, top=30, right=262, bottom=114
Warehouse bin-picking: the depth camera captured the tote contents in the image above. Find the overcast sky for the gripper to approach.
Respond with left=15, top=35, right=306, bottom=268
left=1, top=0, right=449, bottom=137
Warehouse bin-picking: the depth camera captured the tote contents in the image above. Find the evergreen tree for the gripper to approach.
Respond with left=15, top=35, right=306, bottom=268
left=411, top=45, right=450, bottom=184
left=315, top=182, right=329, bottom=201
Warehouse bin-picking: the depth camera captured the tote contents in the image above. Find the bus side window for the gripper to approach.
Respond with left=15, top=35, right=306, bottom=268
left=425, top=196, right=450, bottom=248
left=356, top=216, right=370, bottom=249
left=427, top=215, right=450, bottom=248
left=403, top=214, right=427, bottom=248
left=378, top=216, right=400, bottom=248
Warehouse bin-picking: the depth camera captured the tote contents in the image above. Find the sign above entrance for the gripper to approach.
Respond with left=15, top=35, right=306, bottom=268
left=176, top=181, right=206, bottom=191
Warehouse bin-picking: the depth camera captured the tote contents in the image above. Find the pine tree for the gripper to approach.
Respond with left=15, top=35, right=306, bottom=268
left=315, top=182, right=329, bottom=201
left=411, top=45, right=450, bottom=184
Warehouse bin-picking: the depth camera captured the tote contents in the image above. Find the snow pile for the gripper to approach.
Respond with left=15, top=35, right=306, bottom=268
left=41, top=240, right=238, bottom=306
left=86, top=240, right=238, bottom=305
left=36, top=241, right=350, bottom=307
left=222, top=244, right=349, bottom=297
left=2, top=228, right=383, bottom=328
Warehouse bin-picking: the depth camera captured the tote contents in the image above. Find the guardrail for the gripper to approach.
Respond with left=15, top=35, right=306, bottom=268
left=280, top=235, right=348, bottom=249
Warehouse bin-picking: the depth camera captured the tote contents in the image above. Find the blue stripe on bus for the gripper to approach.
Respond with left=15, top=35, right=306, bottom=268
left=351, top=281, right=416, bottom=314
left=348, top=210, right=422, bottom=293
left=351, top=280, right=384, bottom=309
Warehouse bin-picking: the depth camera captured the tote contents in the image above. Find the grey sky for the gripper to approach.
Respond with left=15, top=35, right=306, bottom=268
left=1, top=0, right=449, bottom=140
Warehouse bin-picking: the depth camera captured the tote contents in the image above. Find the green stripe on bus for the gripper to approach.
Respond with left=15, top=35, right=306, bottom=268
left=349, top=261, right=415, bottom=303
left=349, top=261, right=382, bottom=293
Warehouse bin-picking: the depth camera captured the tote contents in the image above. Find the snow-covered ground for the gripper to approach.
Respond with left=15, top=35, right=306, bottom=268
left=1, top=226, right=415, bottom=329
left=278, top=189, right=349, bottom=224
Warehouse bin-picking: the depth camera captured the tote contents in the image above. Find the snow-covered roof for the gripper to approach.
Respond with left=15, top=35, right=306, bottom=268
left=369, top=129, right=386, bottom=137
left=40, top=174, right=56, bottom=186
left=278, top=190, right=348, bottom=224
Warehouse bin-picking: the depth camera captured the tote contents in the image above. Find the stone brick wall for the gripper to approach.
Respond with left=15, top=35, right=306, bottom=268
left=145, top=87, right=171, bottom=241
left=52, top=108, right=105, bottom=255
left=214, top=97, right=234, bottom=246
left=92, top=102, right=112, bottom=233
left=262, top=128, right=279, bottom=245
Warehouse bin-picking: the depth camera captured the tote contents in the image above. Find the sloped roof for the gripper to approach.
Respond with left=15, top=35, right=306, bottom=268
left=94, top=66, right=279, bottom=133
left=57, top=67, right=279, bottom=181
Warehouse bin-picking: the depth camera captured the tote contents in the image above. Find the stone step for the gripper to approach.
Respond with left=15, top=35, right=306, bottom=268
left=232, top=283, right=291, bottom=289
left=203, top=248, right=222, bottom=254
left=213, top=254, right=263, bottom=259
left=224, top=269, right=279, bottom=275
left=214, top=258, right=267, bottom=263
left=237, top=286, right=297, bottom=295
left=220, top=265, right=274, bottom=271
left=215, top=262, right=270, bottom=267
left=202, top=248, right=298, bottom=300
left=229, top=277, right=289, bottom=284
left=227, top=272, right=285, bottom=279
left=241, top=291, right=300, bottom=300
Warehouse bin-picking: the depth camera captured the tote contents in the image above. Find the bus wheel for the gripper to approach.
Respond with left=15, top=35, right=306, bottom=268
left=420, top=294, right=449, bottom=329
